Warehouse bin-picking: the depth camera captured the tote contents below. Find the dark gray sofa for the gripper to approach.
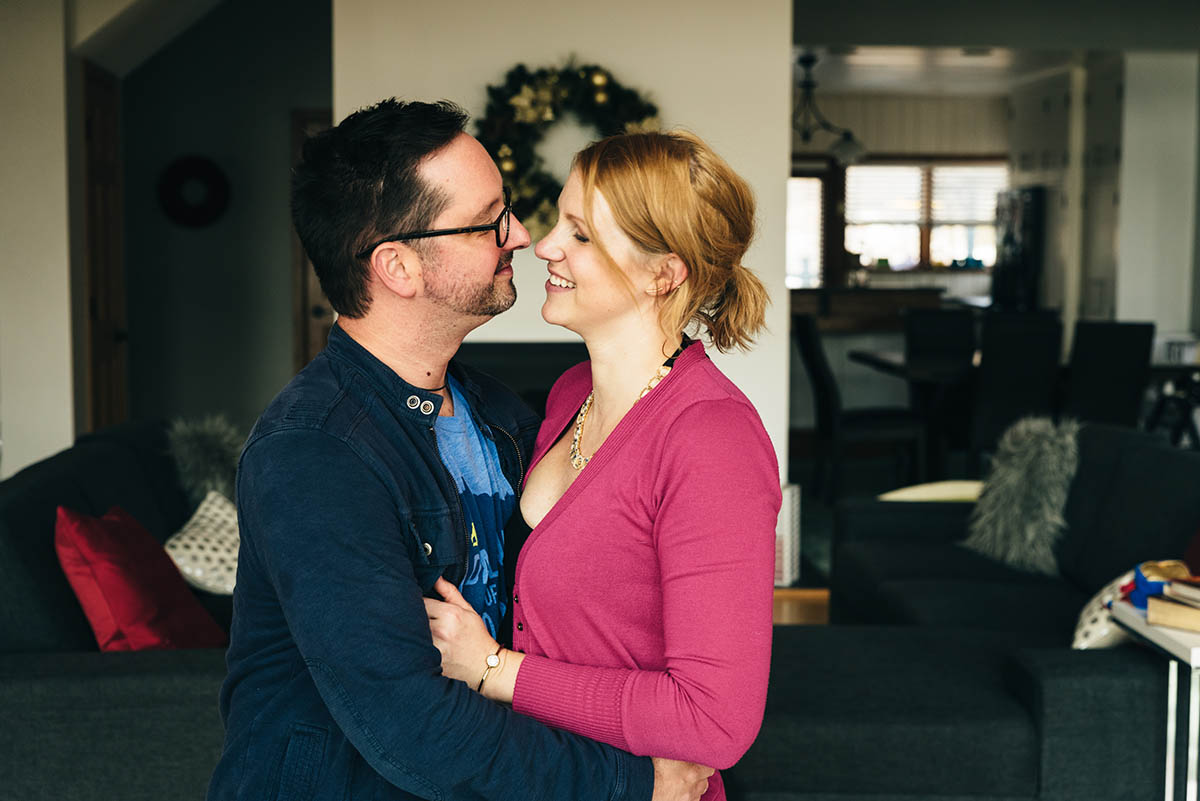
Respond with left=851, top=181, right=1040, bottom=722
left=726, top=423, right=1199, bottom=801
left=832, top=423, right=1200, bottom=636
left=0, top=421, right=227, bottom=799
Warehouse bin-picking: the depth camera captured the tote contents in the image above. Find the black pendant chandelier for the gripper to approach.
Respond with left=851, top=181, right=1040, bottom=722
left=793, top=51, right=866, bottom=166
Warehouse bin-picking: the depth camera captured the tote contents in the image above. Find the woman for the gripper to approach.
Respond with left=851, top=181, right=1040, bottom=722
left=425, top=130, right=780, bottom=800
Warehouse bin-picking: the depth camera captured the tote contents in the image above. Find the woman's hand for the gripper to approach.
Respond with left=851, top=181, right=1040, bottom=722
left=425, top=577, right=520, bottom=700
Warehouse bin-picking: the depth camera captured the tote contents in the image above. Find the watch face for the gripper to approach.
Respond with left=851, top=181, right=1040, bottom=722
left=486, top=654, right=500, bottom=668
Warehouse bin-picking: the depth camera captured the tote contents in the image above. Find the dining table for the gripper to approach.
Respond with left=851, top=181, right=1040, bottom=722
left=848, top=348, right=1200, bottom=450
left=848, top=348, right=1199, bottom=384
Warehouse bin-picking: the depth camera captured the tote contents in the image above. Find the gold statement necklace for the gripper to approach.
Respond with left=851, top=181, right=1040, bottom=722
left=569, top=341, right=686, bottom=471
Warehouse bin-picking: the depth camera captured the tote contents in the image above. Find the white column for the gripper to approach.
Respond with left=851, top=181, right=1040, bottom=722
left=1115, top=52, right=1200, bottom=334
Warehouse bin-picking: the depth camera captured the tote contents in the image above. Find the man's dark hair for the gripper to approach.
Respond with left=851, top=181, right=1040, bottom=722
left=291, top=99, right=469, bottom=317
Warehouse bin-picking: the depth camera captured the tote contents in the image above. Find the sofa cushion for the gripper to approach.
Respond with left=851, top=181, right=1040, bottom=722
left=1072, top=570, right=1135, bottom=649
left=873, top=579, right=1088, bottom=640
left=165, top=491, right=238, bottom=595
left=0, top=421, right=195, bottom=654
left=725, top=626, right=1039, bottom=799
left=833, top=539, right=1060, bottom=622
left=55, top=506, right=227, bottom=651
left=1058, top=425, right=1200, bottom=595
left=963, top=416, right=1079, bottom=575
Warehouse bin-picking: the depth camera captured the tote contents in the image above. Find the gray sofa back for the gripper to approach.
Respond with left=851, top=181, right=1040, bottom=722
left=1056, top=423, right=1200, bottom=595
left=0, top=421, right=193, bottom=654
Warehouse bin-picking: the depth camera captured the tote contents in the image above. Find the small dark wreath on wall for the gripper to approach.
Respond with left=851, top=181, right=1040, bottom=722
left=157, top=156, right=231, bottom=228
left=475, top=61, right=659, bottom=239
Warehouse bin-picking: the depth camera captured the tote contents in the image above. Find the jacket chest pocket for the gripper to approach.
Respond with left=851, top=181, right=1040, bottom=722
left=409, top=510, right=463, bottom=591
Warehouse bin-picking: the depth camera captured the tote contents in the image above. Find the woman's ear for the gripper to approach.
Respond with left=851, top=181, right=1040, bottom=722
left=368, top=242, right=423, bottom=299
left=647, top=253, right=689, bottom=295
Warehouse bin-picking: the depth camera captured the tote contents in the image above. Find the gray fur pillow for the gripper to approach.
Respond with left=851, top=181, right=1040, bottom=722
left=168, top=416, right=245, bottom=507
left=961, top=416, right=1081, bottom=575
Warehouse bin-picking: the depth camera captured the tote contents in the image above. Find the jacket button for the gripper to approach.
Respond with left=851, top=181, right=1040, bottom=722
left=513, top=593, right=519, bottom=603
left=516, top=622, right=523, bottom=631
left=419, top=400, right=435, bottom=415
left=406, top=395, right=421, bottom=409
left=422, top=542, right=433, bottom=557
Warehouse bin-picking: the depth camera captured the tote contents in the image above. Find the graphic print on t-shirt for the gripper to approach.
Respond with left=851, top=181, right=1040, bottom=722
left=433, top=379, right=515, bottom=638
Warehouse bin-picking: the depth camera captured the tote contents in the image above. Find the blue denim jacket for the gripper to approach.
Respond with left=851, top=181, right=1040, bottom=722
left=207, top=324, right=652, bottom=801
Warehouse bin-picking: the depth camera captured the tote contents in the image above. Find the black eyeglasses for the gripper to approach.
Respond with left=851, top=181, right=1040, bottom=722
left=356, top=187, right=511, bottom=259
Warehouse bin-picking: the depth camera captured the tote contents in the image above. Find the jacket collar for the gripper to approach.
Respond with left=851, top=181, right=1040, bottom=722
left=326, top=323, right=487, bottom=423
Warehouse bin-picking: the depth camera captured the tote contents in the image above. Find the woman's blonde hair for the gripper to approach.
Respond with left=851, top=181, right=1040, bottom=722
left=573, top=130, right=768, bottom=352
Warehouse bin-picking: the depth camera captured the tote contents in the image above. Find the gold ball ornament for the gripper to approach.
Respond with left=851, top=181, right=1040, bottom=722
left=499, top=158, right=517, bottom=174
left=594, top=90, right=609, bottom=105
left=591, top=71, right=609, bottom=87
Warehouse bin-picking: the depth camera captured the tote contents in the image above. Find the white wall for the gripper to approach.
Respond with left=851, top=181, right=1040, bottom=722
left=1115, top=52, right=1200, bottom=335
left=334, top=0, right=794, bottom=474
left=0, top=1, right=76, bottom=478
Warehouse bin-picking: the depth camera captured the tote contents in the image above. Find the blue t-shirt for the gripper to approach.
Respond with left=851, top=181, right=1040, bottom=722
left=433, top=378, right=515, bottom=638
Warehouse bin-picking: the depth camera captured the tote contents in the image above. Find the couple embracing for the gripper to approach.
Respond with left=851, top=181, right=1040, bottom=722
left=206, top=98, right=780, bottom=801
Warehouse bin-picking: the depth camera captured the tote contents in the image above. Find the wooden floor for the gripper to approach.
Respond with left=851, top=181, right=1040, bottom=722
left=772, top=588, right=829, bottom=625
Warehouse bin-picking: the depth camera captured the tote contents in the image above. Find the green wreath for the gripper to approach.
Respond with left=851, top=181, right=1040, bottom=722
left=475, top=61, right=660, bottom=239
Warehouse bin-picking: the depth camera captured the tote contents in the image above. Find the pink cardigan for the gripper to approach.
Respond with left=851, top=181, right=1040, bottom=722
left=511, top=342, right=780, bottom=799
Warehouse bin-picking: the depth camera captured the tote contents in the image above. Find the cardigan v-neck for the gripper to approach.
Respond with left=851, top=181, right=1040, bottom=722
left=509, top=341, right=781, bottom=798
left=519, top=340, right=704, bottom=542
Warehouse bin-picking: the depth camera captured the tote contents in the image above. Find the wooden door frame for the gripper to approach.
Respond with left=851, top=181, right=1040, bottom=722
left=82, top=59, right=128, bottom=432
left=291, top=109, right=332, bottom=373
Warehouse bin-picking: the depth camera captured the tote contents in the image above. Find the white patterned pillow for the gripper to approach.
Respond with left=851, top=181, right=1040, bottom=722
left=1072, top=570, right=1134, bottom=649
left=165, top=490, right=239, bottom=595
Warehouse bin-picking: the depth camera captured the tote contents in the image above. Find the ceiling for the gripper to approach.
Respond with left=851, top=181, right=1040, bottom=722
left=794, top=46, right=1083, bottom=95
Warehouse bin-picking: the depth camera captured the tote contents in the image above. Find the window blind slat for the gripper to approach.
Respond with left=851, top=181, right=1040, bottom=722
left=845, top=166, right=924, bottom=224
left=931, top=166, right=1010, bottom=224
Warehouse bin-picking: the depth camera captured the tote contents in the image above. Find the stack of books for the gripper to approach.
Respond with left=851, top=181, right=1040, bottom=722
left=1146, top=577, right=1200, bottom=632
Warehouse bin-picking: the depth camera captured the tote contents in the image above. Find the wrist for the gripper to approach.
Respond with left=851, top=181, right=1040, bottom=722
left=480, top=648, right=523, bottom=703
left=476, top=645, right=502, bottom=693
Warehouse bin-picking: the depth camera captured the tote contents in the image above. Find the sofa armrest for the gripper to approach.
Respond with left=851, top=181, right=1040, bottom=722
left=0, top=649, right=227, bottom=800
left=835, top=497, right=974, bottom=546
left=1007, top=646, right=1167, bottom=801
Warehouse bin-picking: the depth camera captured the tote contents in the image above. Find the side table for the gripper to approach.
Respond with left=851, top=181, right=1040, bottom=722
left=1112, top=600, right=1200, bottom=801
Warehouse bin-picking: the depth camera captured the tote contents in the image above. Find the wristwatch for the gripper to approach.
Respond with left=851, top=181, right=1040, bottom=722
left=477, top=647, right=503, bottom=692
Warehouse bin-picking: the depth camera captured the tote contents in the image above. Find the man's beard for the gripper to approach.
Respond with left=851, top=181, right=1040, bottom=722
left=424, top=254, right=517, bottom=317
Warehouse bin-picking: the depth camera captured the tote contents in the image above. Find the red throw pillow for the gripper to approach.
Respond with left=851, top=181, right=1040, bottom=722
left=55, top=505, right=228, bottom=651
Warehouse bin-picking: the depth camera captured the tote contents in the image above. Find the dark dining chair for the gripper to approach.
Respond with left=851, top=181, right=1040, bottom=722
left=902, top=308, right=977, bottom=372
left=1059, top=320, right=1155, bottom=427
left=793, top=314, right=926, bottom=503
left=901, top=308, right=977, bottom=476
left=965, top=310, right=1063, bottom=475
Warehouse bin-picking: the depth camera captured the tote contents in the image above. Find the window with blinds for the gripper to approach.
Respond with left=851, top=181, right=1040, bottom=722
left=843, top=162, right=1009, bottom=270
left=785, top=177, right=823, bottom=288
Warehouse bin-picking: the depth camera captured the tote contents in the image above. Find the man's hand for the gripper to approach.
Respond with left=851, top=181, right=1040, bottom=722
left=650, top=757, right=714, bottom=801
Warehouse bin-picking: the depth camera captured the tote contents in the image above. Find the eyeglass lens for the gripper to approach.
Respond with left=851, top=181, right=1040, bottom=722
left=497, top=190, right=510, bottom=247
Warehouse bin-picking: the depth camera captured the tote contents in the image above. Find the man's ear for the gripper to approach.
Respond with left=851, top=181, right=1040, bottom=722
left=647, top=253, right=690, bottom=296
left=368, top=241, right=423, bottom=299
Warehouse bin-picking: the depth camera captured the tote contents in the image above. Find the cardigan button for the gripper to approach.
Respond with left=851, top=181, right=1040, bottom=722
left=516, top=622, right=524, bottom=631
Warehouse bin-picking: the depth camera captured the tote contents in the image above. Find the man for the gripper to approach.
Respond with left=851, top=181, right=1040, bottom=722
left=206, top=99, right=711, bottom=801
